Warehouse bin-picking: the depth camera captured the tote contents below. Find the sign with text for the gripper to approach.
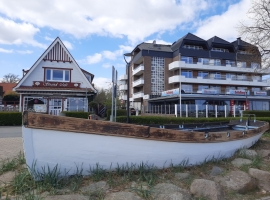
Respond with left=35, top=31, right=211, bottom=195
left=33, top=81, right=81, bottom=88
left=254, top=91, right=267, bottom=96
left=202, top=89, right=218, bottom=94
left=229, top=90, right=247, bottom=95
left=161, top=88, right=179, bottom=97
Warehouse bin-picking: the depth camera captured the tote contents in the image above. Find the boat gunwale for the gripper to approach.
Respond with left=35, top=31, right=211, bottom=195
left=23, top=112, right=269, bottom=143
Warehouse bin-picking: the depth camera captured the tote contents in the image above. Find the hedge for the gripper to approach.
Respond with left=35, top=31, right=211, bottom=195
left=115, top=115, right=270, bottom=126
left=243, top=110, right=270, bottom=117
left=106, top=109, right=127, bottom=120
left=62, top=111, right=89, bottom=119
left=0, top=112, right=22, bottom=126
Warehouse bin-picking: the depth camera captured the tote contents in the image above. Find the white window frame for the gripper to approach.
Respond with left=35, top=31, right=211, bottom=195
left=46, top=69, right=70, bottom=82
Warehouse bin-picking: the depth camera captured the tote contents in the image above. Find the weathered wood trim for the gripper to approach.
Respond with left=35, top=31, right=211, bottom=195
left=23, top=112, right=269, bottom=143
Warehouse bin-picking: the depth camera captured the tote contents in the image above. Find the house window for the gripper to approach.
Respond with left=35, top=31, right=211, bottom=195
left=46, top=69, right=70, bottom=82
left=182, top=84, right=193, bottom=93
left=181, top=56, right=193, bottom=64
left=211, top=48, right=229, bottom=52
left=181, top=70, right=192, bottom=78
left=251, top=62, right=260, bottom=69
left=226, top=60, right=236, bottom=66
left=237, top=62, right=246, bottom=68
left=198, top=58, right=209, bottom=65
left=209, top=59, right=221, bottom=66
left=198, top=71, right=209, bottom=78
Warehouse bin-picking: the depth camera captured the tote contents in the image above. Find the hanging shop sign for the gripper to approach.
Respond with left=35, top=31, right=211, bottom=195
left=254, top=91, right=267, bottom=96
left=161, top=88, right=179, bottom=97
left=32, top=81, right=81, bottom=88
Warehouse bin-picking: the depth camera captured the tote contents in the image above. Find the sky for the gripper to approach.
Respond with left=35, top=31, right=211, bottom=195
left=0, top=0, right=253, bottom=89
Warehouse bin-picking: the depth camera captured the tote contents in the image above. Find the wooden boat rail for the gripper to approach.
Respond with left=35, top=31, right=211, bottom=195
left=23, top=112, right=269, bottom=143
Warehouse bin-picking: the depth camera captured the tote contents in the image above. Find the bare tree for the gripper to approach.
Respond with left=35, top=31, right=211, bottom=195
left=1, top=73, right=20, bottom=83
left=238, top=0, right=270, bottom=70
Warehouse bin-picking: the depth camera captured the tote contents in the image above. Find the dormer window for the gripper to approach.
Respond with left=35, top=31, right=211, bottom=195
left=211, top=48, right=229, bottom=52
left=46, top=69, right=70, bottom=82
left=183, top=45, right=203, bottom=50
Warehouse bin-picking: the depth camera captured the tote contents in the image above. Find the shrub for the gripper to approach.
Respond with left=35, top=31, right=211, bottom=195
left=243, top=110, right=270, bottom=117
left=106, top=109, right=127, bottom=120
left=0, top=112, right=22, bottom=126
left=62, top=111, right=89, bottom=119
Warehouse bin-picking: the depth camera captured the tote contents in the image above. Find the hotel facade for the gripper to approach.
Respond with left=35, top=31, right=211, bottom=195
left=120, top=33, right=270, bottom=116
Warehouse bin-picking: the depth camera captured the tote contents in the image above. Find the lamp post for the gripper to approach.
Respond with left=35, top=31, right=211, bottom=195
left=123, top=53, right=132, bottom=123
left=245, top=89, right=248, bottom=110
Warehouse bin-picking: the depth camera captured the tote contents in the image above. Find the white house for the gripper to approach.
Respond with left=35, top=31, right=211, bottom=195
left=14, top=37, right=97, bottom=115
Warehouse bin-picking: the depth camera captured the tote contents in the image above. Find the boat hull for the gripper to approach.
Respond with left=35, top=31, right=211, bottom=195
left=23, top=126, right=263, bottom=175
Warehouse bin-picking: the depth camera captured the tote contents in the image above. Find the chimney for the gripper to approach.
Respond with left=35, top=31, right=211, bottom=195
left=237, top=37, right=241, bottom=45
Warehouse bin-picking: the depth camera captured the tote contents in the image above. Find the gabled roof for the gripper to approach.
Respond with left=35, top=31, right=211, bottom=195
left=135, top=42, right=172, bottom=53
left=207, top=36, right=231, bottom=46
left=171, top=33, right=206, bottom=51
left=14, top=37, right=96, bottom=93
left=0, top=83, right=17, bottom=95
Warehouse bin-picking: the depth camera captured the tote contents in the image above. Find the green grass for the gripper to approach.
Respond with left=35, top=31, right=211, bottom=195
left=0, top=152, right=25, bottom=175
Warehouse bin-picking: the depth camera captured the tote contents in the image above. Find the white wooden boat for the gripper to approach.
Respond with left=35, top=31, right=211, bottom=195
left=22, top=112, right=269, bottom=176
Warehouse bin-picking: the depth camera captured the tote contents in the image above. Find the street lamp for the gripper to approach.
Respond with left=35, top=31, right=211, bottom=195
left=123, top=53, right=132, bottom=123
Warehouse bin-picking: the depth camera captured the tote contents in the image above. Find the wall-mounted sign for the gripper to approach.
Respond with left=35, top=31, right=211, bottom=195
left=202, top=89, right=217, bottom=94
left=254, top=91, right=267, bottom=96
left=33, top=81, right=81, bottom=88
left=34, top=104, right=47, bottom=112
left=229, top=90, right=248, bottom=95
left=161, top=88, right=179, bottom=97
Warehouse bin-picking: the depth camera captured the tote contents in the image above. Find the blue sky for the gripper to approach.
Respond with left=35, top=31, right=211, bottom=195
left=0, top=0, right=252, bottom=88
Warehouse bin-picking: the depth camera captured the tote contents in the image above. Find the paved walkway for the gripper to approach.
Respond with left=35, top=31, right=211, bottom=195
left=0, top=126, right=23, bottom=161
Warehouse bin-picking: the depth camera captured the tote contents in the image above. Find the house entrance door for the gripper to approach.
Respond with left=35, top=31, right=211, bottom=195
left=49, top=99, right=62, bottom=115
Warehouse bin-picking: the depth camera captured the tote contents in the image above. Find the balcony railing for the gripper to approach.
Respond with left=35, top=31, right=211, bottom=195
left=119, top=84, right=128, bottom=90
left=133, top=78, right=144, bottom=87
left=133, top=91, right=144, bottom=99
left=133, top=65, right=144, bottom=76
left=119, top=74, right=128, bottom=81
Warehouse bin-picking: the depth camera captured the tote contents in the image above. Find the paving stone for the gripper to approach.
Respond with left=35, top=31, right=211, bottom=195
left=44, top=194, right=88, bottom=200
left=239, top=149, right=257, bottom=159
left=231, top=158, right=252, bottom=167
left=104, top=192, right=143, bottom=200
left=152, top=183, right=191, bottom=200
left=175, top=172, right=190, bottom=180
left=249, top=168, right=270, bottom=192
left=210, top=166, right=224, bottom=176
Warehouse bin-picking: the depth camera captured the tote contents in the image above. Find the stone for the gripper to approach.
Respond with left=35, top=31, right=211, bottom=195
left=44, top=194, right=88, bottom=200
left=231, top=158, right=252, bottom=167
left=239, top=149, right=257, bottom=159
left=249, top=168, right=270, bottom=192
left=257, top=150, right=270, bottom=158
left=175, top=172, right=190, bottom=180
left=256, top=196, right=270, bottom=200
left=190, top=179, right=224, bottom=200
left=0, top=171, right=16, bottom=187
left=152, top=183, right=191, bottom=200
left=80, top=181, right=109, bottom=194
left=215, top=170, right=257, bottom=194
left=210, top=166, right=224, bottom=176
left=104, top=192, right=143, bottom=200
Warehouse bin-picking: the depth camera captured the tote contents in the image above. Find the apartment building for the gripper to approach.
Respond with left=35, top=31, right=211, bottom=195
left=120, top=33, right=270, bottom=114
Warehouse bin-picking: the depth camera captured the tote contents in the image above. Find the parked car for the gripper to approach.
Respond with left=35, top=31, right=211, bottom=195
left=130, top=108, right=136, bottom=115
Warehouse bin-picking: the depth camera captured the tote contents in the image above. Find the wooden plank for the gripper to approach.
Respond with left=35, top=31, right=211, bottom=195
left=23, top=112, right=269, bottom=143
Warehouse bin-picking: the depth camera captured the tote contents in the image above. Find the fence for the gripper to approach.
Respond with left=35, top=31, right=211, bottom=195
left=142, top=104, right=247, bottom=118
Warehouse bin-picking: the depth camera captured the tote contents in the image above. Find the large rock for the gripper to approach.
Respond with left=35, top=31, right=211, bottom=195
left=210, top=166, right=224, bottom=176
left=190, top=179, right=224, bottom=200
left=104, top=192, right=143, bottom=200
left=249, top=168, right=270, bottom=192
left=44, top=194, right=88, bottom=200
left=175, top=172, right=190, bottom=180
left=152, top=183, right=191, bottom=200
left=215, top=171, right=257, bottom=194
left=81, top=181, right=109, bottom=194
left=239, top=149, right=257, bottom=159
left=257, top=150, right=270, bottom=158
left=231, top=158, right=252, bottom=167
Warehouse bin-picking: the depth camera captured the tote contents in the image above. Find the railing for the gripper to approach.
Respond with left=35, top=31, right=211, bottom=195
left=0, top=105, right=19, bottom=112
left=142, top=104, right=247, bottom=118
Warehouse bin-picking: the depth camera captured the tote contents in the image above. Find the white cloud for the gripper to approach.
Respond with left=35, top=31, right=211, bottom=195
left=145, top=39, right=171, bottom=45
left=0, top=0, right=209, bottom=43
left=86, top=53, right=102, bottom=64
left=93, top=77, right=111, bottom=89
left=0, top=48, right=13, bottom=53
left=63, top=40, right=73, bottom=50
left=194, top=0, right=251, bottom=41
left=102, top=63, right=112, bottom=68
left=45, top=36, right=54, bottom=41
left=17, top=50, right=33, bottom=54
left=0, top=17, right=45, bottom=48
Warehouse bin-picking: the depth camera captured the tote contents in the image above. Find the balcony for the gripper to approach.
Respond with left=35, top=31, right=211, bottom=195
left=133, top=65, right=144, bottom=76
left=169, top=61, right=270, bottom=74
left=119, top=84, right=128, bottom=90
left=168, top=74, right=270, bottom=87
left=133, top=78, right=144, bottom=87
left=133, top=92, right=144, bottom=100
left=121, top=95, right=127, bottom=100
left=119, top=74, right=128, bottom=81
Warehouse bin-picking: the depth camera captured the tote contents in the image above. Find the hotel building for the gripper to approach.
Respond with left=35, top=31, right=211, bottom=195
left=120, top=33, right=270, bottom=115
